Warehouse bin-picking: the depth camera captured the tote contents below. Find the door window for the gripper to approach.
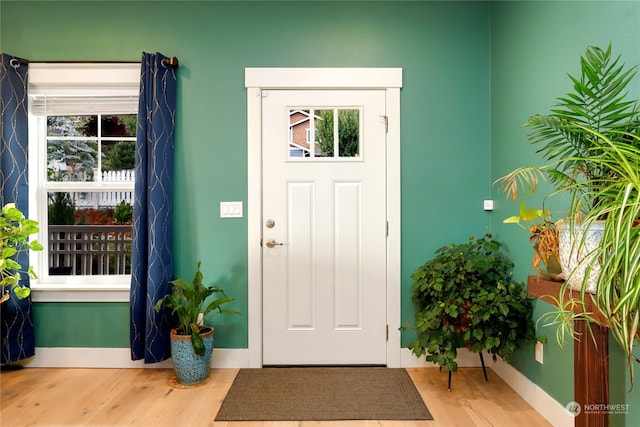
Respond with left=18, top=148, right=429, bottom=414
left=287, top=108, right=361, bottom=159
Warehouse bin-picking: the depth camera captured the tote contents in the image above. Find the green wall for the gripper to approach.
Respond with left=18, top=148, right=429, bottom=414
left=1, top=0, right=492, bottom=349
left=3, top=1, right=639, bottom=424
left=490, top=1, right=640, bottom=425
left=33, top=303, right=129, bottom=347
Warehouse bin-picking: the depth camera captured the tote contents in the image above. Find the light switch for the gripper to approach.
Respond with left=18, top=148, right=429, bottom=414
left=220, top=201, right=243, bottom=218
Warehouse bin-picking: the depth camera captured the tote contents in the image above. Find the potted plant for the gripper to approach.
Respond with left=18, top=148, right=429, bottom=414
left=155, top=260, right=239, bottom=386
left=1, top=203, right=43, bottom=304
left=495, top=43, right=640, bottom=384
left=401, top=234, right=538, bottom=376
left=501, top=199, right=561, bottom=279
left=495, top=44, right=640, bottom=290
left=544, top=130, right=640, bottom=384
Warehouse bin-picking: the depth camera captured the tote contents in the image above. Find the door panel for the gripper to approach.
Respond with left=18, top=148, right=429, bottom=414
left=262, top=89, right=387, bottom=365
left=287, top=181, right=315, bottom=329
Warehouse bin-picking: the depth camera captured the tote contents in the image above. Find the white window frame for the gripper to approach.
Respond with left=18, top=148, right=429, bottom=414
left=28, top=63, right=139, bottom=302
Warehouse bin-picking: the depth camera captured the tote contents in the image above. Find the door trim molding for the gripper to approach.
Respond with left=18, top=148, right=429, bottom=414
left=245, top=68, right=402, bottom=368
left=245, top=68, right=402, bottom=89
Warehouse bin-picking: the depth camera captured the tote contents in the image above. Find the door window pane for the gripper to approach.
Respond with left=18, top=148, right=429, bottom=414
left=288, top=108, right=360, bottom=159
left=315, top=109, right=334, bottom=157
left=337, top=109, right=360, bottom=158
left=288, top=109, right=316, bottom=158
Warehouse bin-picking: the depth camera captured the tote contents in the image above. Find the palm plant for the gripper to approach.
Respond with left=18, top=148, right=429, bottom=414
left=496, top=43, right=640, bottom=204
left=495, top=44, right=640, bottom=385
left=496, top=45, right=640, bottom=282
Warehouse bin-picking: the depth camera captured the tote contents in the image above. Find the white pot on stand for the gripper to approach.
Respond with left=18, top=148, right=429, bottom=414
left=557, top=219, right=605, bottom=294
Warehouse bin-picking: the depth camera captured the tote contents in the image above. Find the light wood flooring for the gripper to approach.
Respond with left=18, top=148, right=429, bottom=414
left=1, top=367, right=551, bottom=426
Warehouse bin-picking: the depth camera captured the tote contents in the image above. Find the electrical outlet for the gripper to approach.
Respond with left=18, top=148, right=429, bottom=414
left=483, top=199, right=494, bottom=211
left=535, top=341, right=544, bottom=364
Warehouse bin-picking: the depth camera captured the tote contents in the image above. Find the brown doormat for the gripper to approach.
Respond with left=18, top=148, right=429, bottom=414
left=214, top=367, right=433, bottom=421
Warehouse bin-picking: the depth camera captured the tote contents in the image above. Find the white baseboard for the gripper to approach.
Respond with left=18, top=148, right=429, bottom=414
left=25, top=347, right=474, bottom=369
left=21, top=347, right=249, bottom=369
left=490, top=357, right=573, bottom=427
left=400, top=348, right=572, bottom=427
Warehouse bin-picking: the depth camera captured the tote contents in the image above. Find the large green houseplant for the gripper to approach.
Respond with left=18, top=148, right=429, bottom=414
left=1, top=203, right=43, bottom=304
left=401, top=234, right=538, bottom=373
left=155, top=260, right=239, bottom=385
left=495, top=44, right=640, bottom=384
left=495, top=44, right=640, bottom=279
left=549, top=130, right=640, bottom=384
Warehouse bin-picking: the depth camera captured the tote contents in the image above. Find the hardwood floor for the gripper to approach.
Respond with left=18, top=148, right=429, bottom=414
left=1, top=367, right=551, bottom=426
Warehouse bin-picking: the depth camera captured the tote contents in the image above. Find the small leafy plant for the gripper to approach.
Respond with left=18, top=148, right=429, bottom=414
left=1, top=203, right=44, bottom=303
left=401, top=234, right=538, bottom=372
left=113, top=200, right=133, bottom=224
left=155, top=260, right=239, bottom=356
left=47, top=192, right=75, bottom=225
left=502, top=200, right=560, bottom=276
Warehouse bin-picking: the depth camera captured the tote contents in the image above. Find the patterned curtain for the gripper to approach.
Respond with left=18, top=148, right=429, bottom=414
left=130, top=53, right=176, bottom=362
left=0, top=54, right=34, bottom=364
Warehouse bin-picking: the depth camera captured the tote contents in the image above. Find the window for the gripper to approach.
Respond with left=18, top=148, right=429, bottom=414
left=28, top=64, right=139, bottom=300
left=287, top=108, right=361, bottom=159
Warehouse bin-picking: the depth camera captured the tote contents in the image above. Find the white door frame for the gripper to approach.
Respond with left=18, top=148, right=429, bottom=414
left=245, top=68, right=402, bottom=368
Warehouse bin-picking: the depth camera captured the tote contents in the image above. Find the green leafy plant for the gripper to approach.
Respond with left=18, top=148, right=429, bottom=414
left=105, top=141, right=135, bottom=171
left=497, top=44, right=639, bottom=202
left=503, top=200, right=560, bottom=276
left=48, top=192, right=76, bottom=225
left=536, top=292, right=598, bottom=350
left=0, top=203, right=44, bottom=303
left=401, top=234, right=538, bottom=372
left=155, top=260, right=239, bottom=356
left=496, top=45, right=640, bottom=271
left=495, top=43, right=640, bottom=385
left=113, top=200, right=133, bottom=224
left=547, top=130, right=640, bottom=384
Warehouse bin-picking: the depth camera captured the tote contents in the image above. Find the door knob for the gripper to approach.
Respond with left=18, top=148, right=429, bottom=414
left=265, top=239, right=284, bottom=248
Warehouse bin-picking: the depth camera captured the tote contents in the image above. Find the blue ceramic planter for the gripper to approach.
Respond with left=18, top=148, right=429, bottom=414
left=170, top=327, right=214, bottom=385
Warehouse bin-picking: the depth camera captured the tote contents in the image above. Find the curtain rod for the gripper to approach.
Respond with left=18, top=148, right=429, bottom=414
left=9, top=57, right=179, bottom=70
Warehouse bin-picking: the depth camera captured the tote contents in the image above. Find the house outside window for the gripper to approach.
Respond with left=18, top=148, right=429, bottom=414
left=28, top=64, right=139, bottom=300
left=288, top=109, right=321, bottom=157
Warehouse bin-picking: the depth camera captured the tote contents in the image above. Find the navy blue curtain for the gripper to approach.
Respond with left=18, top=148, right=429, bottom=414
left=0, top=54, right=35, bottom=364
left=130, top=53, right=176, bottom=362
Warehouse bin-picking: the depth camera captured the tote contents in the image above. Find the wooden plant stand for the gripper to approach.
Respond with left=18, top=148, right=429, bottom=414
left=527, top=276, right=609, bottom=427
left=444, top=352, right=488, bottom=391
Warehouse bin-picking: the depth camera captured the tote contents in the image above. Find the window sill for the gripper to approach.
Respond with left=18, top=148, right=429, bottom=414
left=31, top=282, right=130, bottom=302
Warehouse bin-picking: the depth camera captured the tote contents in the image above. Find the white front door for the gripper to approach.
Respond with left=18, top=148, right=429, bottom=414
left=262, top=89, right=388, bottom=365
